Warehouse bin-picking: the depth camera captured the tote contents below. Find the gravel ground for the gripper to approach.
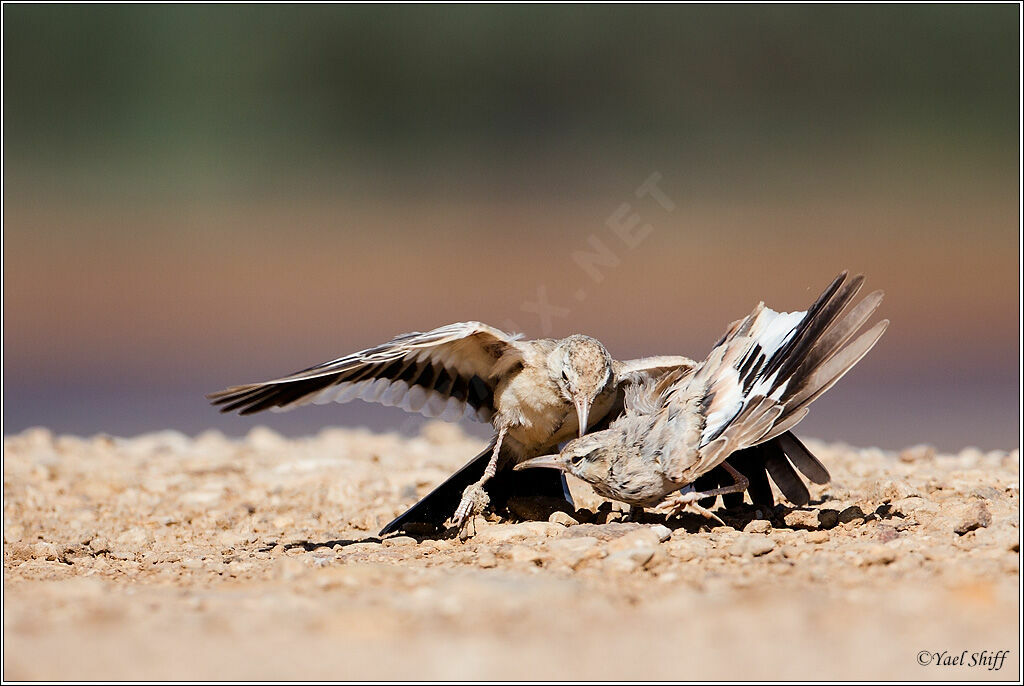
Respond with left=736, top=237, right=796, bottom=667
left=3, top=423, right=1019, bottom=680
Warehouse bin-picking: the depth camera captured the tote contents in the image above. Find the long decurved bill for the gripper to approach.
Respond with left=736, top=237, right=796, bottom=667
left=574, top=398, right=591, bottom=438
left=514, top=454, right=565, bottom=472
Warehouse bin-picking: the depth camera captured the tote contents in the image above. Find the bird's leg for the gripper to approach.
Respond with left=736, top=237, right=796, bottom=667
left=452, top=426, right=507, bottom=531
left=627, top=505, right=645, bottom=523
left=658, top=462, right=749, bottom=526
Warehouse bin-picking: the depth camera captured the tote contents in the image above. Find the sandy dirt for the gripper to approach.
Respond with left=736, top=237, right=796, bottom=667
left=3, top=423, right=1019, bottom=680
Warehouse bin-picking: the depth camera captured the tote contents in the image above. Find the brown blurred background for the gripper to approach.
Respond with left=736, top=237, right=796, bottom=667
left=3, top=5, right=1019, bottom=449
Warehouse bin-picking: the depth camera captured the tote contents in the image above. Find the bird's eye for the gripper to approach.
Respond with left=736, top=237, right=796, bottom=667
left=561, top=370, right=569, bottom=382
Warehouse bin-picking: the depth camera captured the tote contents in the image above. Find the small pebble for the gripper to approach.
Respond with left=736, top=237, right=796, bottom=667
left=805, top=530, right=829, bottom=544
left=548, top=511, right=579, bottom=527
left=648, top=524, right=672, bottom=542
left=899, top=444, right=935, bottom=463
left=382, top=536, right=418, bottom=548
left=817, top=509, right=840, bottom=529
left=729, top=536, right=776, bottom=557
left=743, top=519, right=772, bottom=535
left=605, top=547, right=655, bottom=572
left=953, top=501, right=992, bottom=535
left=837, top=505, right=865, bottom=524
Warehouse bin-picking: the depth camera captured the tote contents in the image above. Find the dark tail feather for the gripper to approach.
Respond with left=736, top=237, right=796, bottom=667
left=692, top=431, right=827, bottom=509
left=762, top=439, right=811, bottom=505
left=776, top=431, right=830, bottom=484
left=728, top=443, right=778, bottom=507
left=379, top=446, right=571, bottom=536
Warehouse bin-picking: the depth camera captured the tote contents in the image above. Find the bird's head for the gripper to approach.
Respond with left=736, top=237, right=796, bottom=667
left=514, top=433, right=614, bottom=486
left=550, top=335, right=614, bottom=436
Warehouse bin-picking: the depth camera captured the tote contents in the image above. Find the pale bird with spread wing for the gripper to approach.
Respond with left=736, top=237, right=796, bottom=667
left=208, top=322, right=697, bottom=530
left=516, top=272, right=887, bottom=521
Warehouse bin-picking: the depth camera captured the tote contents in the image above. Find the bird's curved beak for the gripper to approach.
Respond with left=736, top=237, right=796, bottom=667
left=514, top=454, right=565, bottom=472
left=574, top=397, right=592, bottom=438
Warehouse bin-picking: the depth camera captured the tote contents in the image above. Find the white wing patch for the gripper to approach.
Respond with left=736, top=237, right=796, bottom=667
left=699, top=306, right=807, bottom=445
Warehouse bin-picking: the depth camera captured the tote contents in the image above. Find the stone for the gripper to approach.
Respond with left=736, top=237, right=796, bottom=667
left=817, top=509, right=840, bottom=529
left=605, top=547, right=655, bottom=573
left=607, top=527, right=663, bottom=553
left=971, top=486, right=1001, bottom=500
left=181, top=558, right=204, bottom=571
left=476, top=550, right=498, bottom=568
left=805, top=530, right=829, bottom=544
left=899, top=444, right=935, bottom=463
left=871, top=479, right=919, bottom=502
left=743, top=519, right=772, bottom=534
left=876, top=525, right=899, bottom=543
left=507, top=545, right=544, bottom=565
left=473, top=521, right=559, bottom=544
left=548, top=511, right=579, bottom=527
left=667, top=537, right=712, bottom=561
left=88, top=536, right=112, bottom=553
left=7, top=542, right=34, bottom=562
left=783, top=510, right=819, bottom=529
left=837, top=506, right=866, bottom=524
left=217, top=531, right=249, bottom=548
left=561, top=523, right=643, bottom=542
left=890, top=496, right=933, bottom=516
left=382, top=536, right=418, bottom=548
left=952, top=501, right=992, bottom=535
left=547, top=536, right=602, bottom=569
left=861, top=545, right=898, bottom=566
left=728, top=535, right=776, bottom=557
left=648, top=524, right=673, bottom=542
left=31, top=542, right=60, bottom=561
left=340, top=542, right=384, bottom=555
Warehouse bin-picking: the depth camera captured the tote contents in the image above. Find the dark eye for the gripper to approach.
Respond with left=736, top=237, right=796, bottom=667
left=561, top=370, right=569, bottom=382
left=570, top=450, right=592, bottom=465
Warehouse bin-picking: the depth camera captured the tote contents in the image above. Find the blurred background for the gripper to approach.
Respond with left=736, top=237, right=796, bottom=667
left=3, top=4, right=1019, bottom=450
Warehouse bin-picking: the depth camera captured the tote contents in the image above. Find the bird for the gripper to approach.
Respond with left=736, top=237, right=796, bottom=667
left=515, top=272, right=887, bottom=521
left=208, top=321, right=700, bottom=531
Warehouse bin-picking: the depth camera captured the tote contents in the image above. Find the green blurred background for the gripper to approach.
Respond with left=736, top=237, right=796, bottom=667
left=3, top=4, right=1019, bottom=449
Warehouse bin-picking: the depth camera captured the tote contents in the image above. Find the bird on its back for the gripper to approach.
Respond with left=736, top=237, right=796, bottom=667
left=516, top=272, right=887, bottom=520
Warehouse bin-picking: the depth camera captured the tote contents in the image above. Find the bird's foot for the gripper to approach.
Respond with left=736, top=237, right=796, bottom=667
left=658, top=491, right=726, bottom=527
left=451, top=483, right=490, bottom=539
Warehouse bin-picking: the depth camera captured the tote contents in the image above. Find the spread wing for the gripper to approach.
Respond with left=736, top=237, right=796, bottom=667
left=656, top=271, right=887, bottom=486
left=207, top=321, right=525, bottom=422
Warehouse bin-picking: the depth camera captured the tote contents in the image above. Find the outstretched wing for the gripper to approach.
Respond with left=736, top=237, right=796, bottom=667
left=659, top=271, right=887, bottom=486
left=207, top=321, right=525, bottom=422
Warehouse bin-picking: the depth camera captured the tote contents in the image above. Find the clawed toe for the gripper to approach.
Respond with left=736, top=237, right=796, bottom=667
left=658, top=491, right=725, bottom=526
left=450, top=483, right=491, bottom=538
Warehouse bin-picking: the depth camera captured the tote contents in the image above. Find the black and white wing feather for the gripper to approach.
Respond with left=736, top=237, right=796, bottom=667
left=658, top=271, right=887, bottom=486
left=207, top=321, right=525, bottom=422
